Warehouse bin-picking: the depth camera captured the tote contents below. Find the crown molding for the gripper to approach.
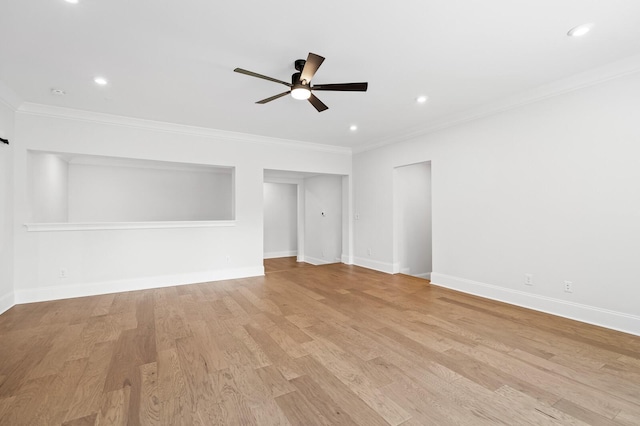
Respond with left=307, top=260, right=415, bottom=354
left=0, top=80, right=23, bottom=111
left=354, top=53, right=640, bottom=154
left=17, top=103, right=352, bottom=155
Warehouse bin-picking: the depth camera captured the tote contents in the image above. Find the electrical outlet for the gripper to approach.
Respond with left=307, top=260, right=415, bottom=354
left=59, top=268, right=68, bottom=278
left=524, top=274, right=533, bottom=286
left=354, top=213, right=360, bottom=220
left=564, top=280, right=573, bottom=293
left=225, top=256, right=231, bottom=264
left=367, top=248, right=372, bottom=256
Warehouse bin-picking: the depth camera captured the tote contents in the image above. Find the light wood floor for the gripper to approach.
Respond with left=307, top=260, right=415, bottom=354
left=1, top=258, right=640, bottom=425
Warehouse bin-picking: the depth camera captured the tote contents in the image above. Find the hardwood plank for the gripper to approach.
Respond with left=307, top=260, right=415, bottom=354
left=289, top=374, right=360, bottom=426
left=63, top=342, right=116, bottom=422
left=139, top=362, right=161, bottom=425
left=255, top=365, right=296, bottom=398
left=275, top=390, right=332, bottom=426
left=62, top=413, right=98, bottom=426
left=95, top=386, right=130, bottom=426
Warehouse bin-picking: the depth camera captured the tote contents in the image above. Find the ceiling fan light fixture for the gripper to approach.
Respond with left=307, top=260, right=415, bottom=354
left=291, top=86, right=311, bottom=100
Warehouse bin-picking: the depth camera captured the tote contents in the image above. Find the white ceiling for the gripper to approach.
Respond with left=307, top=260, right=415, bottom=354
left=1, top=0, right=640, bottom=150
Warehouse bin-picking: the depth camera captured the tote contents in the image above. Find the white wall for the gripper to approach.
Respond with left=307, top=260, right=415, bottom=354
left=304, top=175, right=343, bottom=265
left=12, top=107, right=351, bottom=303
left=0, top=101, right=15, bottom=314
left=68, top=163, right=233, bottom=222
left=354, top=71, right=640, bottom=335
left=396, top=162, right=431, bottom=278
left=28, top=151, right=69, bottom=222
left=263, top=182, right=297, bottom=258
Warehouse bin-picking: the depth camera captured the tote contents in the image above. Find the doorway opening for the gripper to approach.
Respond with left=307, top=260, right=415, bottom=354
left=393, top=161, right=432, bottom=280
left=263, top=170, right=350, bottom=269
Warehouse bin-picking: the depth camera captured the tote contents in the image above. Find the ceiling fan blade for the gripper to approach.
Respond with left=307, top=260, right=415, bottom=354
left=312, top=82, right=368, bottom=92
left=256, top=91, right=290, bottom=104
left=234, top=68, right=292, bottom=87
left=300, top=53, right=325, bottom=84
left=308, top=93, right=329, bottom=112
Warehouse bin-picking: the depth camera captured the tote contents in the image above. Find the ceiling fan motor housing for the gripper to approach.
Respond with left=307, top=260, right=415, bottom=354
left=294, top=59, right=306, bottom=72
left=292, top=72, right=304, bottom=85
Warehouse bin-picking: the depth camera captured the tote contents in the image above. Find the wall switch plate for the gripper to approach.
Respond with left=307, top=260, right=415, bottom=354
left=59, top=268, right=68, bottom=278
left=524, top=274, right=533, bottom=286
left=564, top=280, right=573, bottom=293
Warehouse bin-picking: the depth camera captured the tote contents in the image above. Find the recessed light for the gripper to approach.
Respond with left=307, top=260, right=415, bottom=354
left=51, top=88, right=66, bottom=96
left=94, top=77, right=108, bottom=86
left=349, top=125, right=358, bottom=131
left=65, top=0, right=79, bottom=4
left=416, top=95, right=428, bottom=104
left=567, top=23, right=593, bottom=37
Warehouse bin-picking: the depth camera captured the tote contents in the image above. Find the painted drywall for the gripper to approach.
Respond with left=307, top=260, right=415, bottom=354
left=263, top=182, right=297, bottom=258
left=12, top=107, right=351, bottom=303
left=354, top=71, right=640, bottom=335
left=67, top=162, right=233, bottom=222
left=396, top=162, right=431, bottom=278
left=304, top=175, right=343, bottom=265
left=0, top=101, right=14, bottom=314
left=28, top=151, right=69, bottom=222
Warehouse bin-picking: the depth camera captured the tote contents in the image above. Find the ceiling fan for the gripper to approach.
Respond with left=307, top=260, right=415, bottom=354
left=234, top=52, right=368, bottom=112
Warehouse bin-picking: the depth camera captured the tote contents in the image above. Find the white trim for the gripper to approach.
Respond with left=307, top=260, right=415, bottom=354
left=0, top=291, right=14, bottom=315
left=399, top=269, right=430, bottom=280
left=354, top=53, right=640, bottom=153
left=14, top=266, right=264, bottom=304
left=341, top=254, right=353, bottom=265
left=304, top=256, right=339, bottom=266
left=263, top=250, right=298, bottom=259
left=18, top=103, right=352, bottom=155
left=430, top=273, right=640, bottom=337
left=353, top=256, right=395, bottom=274
left=24, top=220, right=235, bottom=232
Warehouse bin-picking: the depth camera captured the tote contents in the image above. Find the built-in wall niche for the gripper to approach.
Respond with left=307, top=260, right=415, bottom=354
left=27, top=151, right=235, bottom=229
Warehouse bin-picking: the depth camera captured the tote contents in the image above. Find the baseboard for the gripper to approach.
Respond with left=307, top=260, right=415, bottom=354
left=14, top=266, right=265, bottom=305
left=304, top=255, right=340, bottom=266
left=430, top=273, right=640, bottom=337
left=0, top=291, right=14, bottom=315
left=264, top=250, right=298, bottom=259
left=399, top=268, right=430, bottom=280
left=353, top=257, right=395, bottom=274
left=341, top=254, right=353, bottom=265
